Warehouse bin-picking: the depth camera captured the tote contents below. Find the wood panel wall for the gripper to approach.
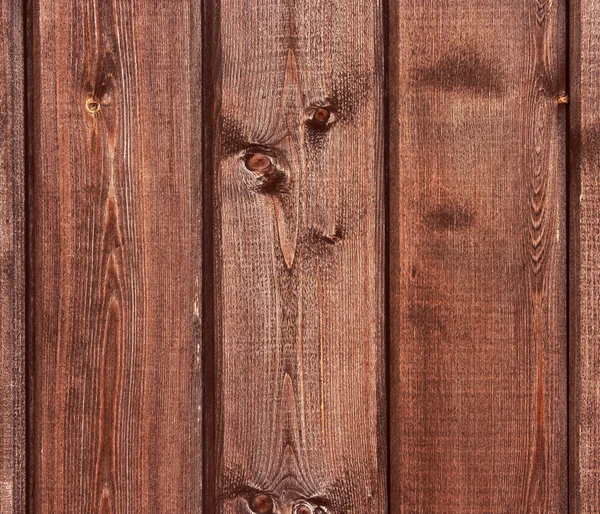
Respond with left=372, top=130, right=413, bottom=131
left=0, top=0, right=598, bottom=513
left=205, top=0, right=386, bottom=512
left=389, top=0, right=568, bottom=512
left=30, top=1, right=202, bottom=512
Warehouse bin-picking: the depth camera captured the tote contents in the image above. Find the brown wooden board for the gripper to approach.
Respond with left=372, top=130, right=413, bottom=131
left=31, top=1, right=202, bottom=511
left=569, top=0, right=600, bottom=511
left=205, top=0, right=387, bottom=512
left=0, top=0, right=25, bottom=512
left=389, top=0, right=568, bottom=512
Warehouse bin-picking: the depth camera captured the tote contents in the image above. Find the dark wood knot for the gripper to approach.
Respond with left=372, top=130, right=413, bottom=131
left=306, top=102, right=336, bottom=131
left=248, top=493, right=274, bottom=514
left=244, top=152, right=274, bottom=176
left=242, top=148, right=287, bottom=195
left=312, top=107, right=330, bottom=125
left=313, top=227, right=344, bottom=246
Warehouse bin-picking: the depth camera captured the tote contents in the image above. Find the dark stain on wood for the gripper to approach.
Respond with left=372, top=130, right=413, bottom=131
left=221, top=115, right=249, bottom=158
left=406, top=302, right=446, bottom=339
left=580, top=121, right=600, bottom=165
left=330, top=68, right=372, bottom=121
left=424, top=202, right=474, bottom=231
left=390, top=0, right=567, bottom=511
left=412, top=47, right=504, bottom=95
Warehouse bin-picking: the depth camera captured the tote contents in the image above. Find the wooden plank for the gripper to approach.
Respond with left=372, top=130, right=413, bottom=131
left=389, top=1, right=568, bottom=511
left=206, top=0, right=386, bottom=511
left=31, top=1, right=202, bottom=511
left=569, top=1, right=600, bottom=511
left=0, top=0, right=25, bottom=512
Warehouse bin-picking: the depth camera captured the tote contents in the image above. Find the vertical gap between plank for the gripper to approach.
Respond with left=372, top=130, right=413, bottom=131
left=567, top=0, right=581, bottom=510
left=382, top=0, right=391, bottom=510
left=24, top=0, right=35, bottom=511
left=201, top=0, right=221, bottom=512
left=565, top=0, right=570, bottom=509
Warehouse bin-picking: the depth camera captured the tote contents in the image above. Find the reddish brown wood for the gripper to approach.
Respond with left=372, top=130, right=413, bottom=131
left=569, top=1, right=600, bottom=512
left=9, top=0, right=593, bottom=509
left=206, top=0, right=387, bottom=512
left=31, top=1, right=202, bottom=511
left=389, top=0, right=568, bottom=511
left=0, top=1, right=25, bottom=512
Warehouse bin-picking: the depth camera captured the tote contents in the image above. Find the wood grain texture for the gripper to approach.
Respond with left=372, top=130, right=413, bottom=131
left=389, top=1, right=568, bottom=512
left=0, top=0, right=25, bottom=512
left=569, top=0, right=600, bottom=511
left=206, top=0, right=386, bottom=512
left=31, top=1, right=202, bottom=512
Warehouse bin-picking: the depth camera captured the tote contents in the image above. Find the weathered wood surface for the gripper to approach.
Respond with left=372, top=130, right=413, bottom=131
left=389, top=0, right=568, bottom=512
left=31, top=1, right=202, bottom=512
left=569, top=1, right=600, bottom=512
left=0, top=0, right=25, bottom=512
left=206, top=0, right=386, bottom=512
left=6, top=0, right=598, bottom=510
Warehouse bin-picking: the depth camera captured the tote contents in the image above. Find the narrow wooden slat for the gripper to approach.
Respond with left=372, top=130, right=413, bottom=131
left=31, top=1, right=202, bottom=511
left=569, top=1, right=600, bottom=511
left=207, top=0, right=386, bottom=511
left=0, top=0, right=25, bottom=512
left=390, top=1, right=568, bottom=511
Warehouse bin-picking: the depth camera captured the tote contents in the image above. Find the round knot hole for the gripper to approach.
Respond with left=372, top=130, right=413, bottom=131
left=248, top=493, right=274, bottom=514
left=86, top=98, right=100, bottom=114
left=313, top=107, right=330, bottom=124
left=244, top=153, right=274, bottom=175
